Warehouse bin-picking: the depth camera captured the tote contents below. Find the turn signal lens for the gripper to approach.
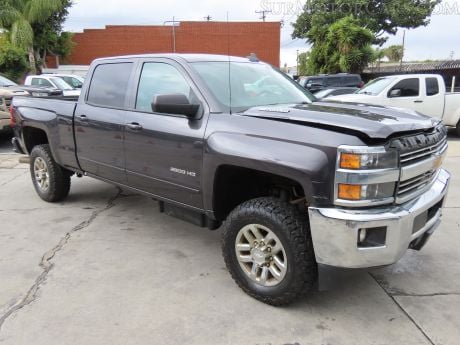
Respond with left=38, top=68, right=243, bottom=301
left=340, top=153, right=361, bottom=169
left=338, top=184, right=362, bottom=200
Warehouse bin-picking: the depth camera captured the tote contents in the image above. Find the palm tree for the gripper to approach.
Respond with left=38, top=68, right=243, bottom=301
left=0, top=0, right=64, bottom=74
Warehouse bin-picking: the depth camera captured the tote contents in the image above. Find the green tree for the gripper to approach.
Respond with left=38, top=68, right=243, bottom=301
left=297, top=51, right=310, bottom=76
left=293, top=0, right=440, bottom=45
left=384, top=44, right=404, bottom=62
left=0, top=36, right=28, bottom=81
left=32, top=0, right=74, bottom=68
left=372, top=48, right=385, bottom=65
left=0, top=0, right=69, bottom=73
left=306, top=16, right=374, bottom=73
left=292, top=0, right=439, bottom=72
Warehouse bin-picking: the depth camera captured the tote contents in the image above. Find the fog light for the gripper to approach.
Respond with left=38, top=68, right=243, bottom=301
left=357, top=227, right=387, bottom=248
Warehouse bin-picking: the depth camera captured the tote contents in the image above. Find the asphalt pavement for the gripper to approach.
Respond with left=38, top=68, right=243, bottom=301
left=0, top=135, right=459, bottom=345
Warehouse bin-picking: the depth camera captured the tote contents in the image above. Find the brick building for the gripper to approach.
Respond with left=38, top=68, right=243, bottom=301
left=48, top=21, right=281, bottom=68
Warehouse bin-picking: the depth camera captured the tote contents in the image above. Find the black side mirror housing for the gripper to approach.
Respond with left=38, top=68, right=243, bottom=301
left=152, top=93, right=200, bottom=119
left=389, top=89, right=402, bottom=98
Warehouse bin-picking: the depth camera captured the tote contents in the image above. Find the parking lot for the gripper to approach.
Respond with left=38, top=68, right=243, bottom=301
left=0, top=133, right=459, bottom=345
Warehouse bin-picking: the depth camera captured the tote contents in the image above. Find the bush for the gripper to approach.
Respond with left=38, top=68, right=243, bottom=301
left=0, top=39, right=28, bottom=82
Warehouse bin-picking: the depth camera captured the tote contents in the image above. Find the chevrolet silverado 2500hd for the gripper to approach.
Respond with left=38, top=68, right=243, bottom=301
left=11, top=54, right=450, bottom=305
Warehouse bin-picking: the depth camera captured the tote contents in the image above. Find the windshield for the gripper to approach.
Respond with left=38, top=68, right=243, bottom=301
left=191, top=62, right=315, bottom=112
left=358, top=77, right=396, bottom=95
left=51, top=77, right=74, bottom=90
left=60, top=76, right=84, bottom=88
left=0, top=75, right=17, bottom=87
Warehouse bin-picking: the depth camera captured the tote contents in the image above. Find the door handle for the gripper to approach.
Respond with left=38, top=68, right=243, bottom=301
left=126, top=122, right=143, bottom=131
left=414, top=100, right=424, bottom=103
left=77, top=114, right=89, bottom=122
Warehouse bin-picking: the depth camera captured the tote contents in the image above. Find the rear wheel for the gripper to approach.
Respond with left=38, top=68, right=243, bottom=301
left=222, top=197, right=317, bottom=306
left=30, top=144, right=71, bottom=202
left=456, top=120, right=460, bottom=137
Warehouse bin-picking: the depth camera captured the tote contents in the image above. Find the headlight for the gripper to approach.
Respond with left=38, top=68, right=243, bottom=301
left=335, top=146, right=399, bottom=207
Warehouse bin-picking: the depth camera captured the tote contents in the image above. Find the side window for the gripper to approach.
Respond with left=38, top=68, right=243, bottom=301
left=389, top=78, right=420, bottom=97
left=343, top=76, right=360, bottom=87
left=135, top=62, right=193, bottom=113
left=426, top=77, right=439, bottom=96
left=31, top=78, right=40, bottom=86
left=87, top=63, right=133, bottom=108
left=325, top=77, right=342, bottom=86
left=308, top=78, right=323, bottom=86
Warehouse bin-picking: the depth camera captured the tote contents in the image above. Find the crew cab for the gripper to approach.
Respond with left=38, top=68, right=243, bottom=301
left=11, top=54, right=450, bottom=305
left=328, top=74, right=460, bottom=135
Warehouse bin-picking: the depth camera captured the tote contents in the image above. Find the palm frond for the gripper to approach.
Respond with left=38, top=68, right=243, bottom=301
left=0, top=5, right=22, bottom=28
left=11, top=18, right=34, bottom=49
left=25, top=0, right=63, bottom=24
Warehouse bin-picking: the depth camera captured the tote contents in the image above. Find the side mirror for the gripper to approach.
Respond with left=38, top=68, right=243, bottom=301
left=389, top=89, right=402, bottom=98
left=152, top=93, right=200, bottom=118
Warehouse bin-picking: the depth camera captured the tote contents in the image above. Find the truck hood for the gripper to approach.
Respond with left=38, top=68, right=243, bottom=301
left=240, top=101, right=437, bottom=140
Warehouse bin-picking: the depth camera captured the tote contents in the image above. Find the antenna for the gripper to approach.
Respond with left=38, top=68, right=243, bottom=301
left=204, top=15, right=212, bottom=21
left=255, top=10, right=272, bottom=22
left=227, top=11, right=232, bottom=115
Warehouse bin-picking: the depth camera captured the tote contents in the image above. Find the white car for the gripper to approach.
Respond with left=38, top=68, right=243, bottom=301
left=41, top=74, right=85, bottom=89
left=327, top=74, right=460, bottom=135
left=24, top=75, right=81, bottom=97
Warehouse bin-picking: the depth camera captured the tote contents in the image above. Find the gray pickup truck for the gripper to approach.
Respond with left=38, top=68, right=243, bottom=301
left=11, top=54, right=450, bottom=305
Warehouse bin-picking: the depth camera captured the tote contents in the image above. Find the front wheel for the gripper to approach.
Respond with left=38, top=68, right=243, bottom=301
left=30, top=144, right=71, bottom=202
left=222, top=197, right=317, bottom=306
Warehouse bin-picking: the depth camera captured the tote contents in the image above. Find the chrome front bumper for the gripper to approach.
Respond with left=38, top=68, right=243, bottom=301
left=308, top=169, right=450, bottom=268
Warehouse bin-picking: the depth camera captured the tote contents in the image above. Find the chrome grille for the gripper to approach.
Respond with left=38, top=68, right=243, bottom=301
left=400, top=138, right=447, bottom=166
left=397, top=170, right=437, bottom=198
left=392, top=125, right=448, bottom=204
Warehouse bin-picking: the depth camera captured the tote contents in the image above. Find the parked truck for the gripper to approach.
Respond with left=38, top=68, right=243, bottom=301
left=11, top=54, right=450, bottom=305
left=328, top=74, right=460, bottom=135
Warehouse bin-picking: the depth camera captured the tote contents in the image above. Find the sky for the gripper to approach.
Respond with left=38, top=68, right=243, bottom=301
left=63, top=0, right=460, bottom=67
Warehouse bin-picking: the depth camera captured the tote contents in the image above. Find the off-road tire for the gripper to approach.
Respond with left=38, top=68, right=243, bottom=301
left=222, top=197, right=317, bottom=306
left=30, top=144, right=71, bottom=202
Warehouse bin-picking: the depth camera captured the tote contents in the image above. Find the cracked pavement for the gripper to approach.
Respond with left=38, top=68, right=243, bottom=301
left=0, top=136, right=459, bottom=345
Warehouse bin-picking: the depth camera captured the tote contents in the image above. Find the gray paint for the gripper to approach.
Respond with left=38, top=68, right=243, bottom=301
left=11, top=54, right=438, bottom=216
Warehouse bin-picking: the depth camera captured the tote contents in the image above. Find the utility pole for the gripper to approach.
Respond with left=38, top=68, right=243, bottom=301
left=204, top=15, right=212, bottom=21
left=399, top=30, right=405, bottom=72
left=255, top=10, right=272, bottom=22
left=163, top=17, right=179, bottom=53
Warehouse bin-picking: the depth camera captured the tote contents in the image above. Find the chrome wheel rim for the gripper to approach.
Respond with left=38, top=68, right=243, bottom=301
left=235, top=224, right=287, bottom=287
left=34, top=157, right=50, bottom=191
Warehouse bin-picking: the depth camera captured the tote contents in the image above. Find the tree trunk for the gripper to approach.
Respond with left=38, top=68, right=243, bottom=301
left=28, top=47, right=37, bottom=74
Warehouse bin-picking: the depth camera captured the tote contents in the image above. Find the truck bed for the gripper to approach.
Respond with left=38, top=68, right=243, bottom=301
left=12, top=96, right=79, bottom=169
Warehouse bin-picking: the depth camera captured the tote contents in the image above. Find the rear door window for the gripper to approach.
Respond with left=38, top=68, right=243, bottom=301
left=425, top=77, right=439, bottom=96
left=87, top=63, right=133, bottom=108
left=325, top=77, right=342, bottom=86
